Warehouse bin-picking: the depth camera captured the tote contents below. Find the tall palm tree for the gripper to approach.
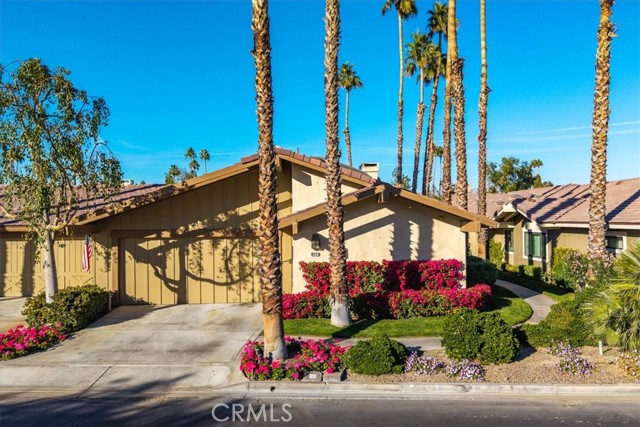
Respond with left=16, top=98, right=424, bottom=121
left=587, top=1, right=614, bottom=270
left=447, top=0, right=468, bottom=210
left=405, top=30, right=430, bottom=193
left=422, top=47, right=446, bottom=196
left=432, top=144, right=444, bottom=195
left=477, top=0, right=489, bottom=257
left=251, top=0, right=286, bottom=360
left=423, top=1, right=448, bottom=196
left=338, top=62, right=363, bottom=167
left=184, top=147, right=199, bottom=178
left=325, top=0, right=350, bottom=327
left=382, top=0, right=418, bottom=187
left=200, top=149, right=210, bottom=174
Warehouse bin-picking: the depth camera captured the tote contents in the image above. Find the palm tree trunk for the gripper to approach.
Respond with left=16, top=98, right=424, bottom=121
left=452, top=57, right=468, bottom=210
left=252, top=0, right=286, bottom=361
left=477, top=0, right=489, bottom=258
left=395, top=12, right=405, bottom=187
left=344, top=90, right=353, bottom=166
left=422, top=70, right=441, bottom=196
left=325, top=0, right=350, bottom=327
left=587, top=0, right=614, bottom=268
left=43, top=230, right=59, bottom=303
left=411, top=70, right=425, bottom=193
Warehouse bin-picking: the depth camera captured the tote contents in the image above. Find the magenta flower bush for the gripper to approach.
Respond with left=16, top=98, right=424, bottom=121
left=0, top=323, right=66, bottom=361
left=239, top=337, right=348, bottom=381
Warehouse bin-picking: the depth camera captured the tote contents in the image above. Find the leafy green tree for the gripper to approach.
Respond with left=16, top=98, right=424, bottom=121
left=391, top=167, right=410, bottom=189
left=487, top=157, right=552, bottom=193
left=199, top=148, right=210, bottom=174
left=0, top=59, right=122, bottom=303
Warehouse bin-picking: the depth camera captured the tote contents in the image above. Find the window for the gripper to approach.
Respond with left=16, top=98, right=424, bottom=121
left=524, top=231, right=546, bottom=259
left=505, top=230, right=513, bottom=253
left=606, top=235, right=624, bottom=252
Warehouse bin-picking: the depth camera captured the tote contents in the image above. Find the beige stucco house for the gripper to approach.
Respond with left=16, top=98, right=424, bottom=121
left=467, top=178, right=640, bottom=269
left=1, top=148, right=494, bottom=304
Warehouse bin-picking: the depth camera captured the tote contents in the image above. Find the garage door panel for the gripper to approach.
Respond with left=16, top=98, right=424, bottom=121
left=122, top=237, right=258, bottom=304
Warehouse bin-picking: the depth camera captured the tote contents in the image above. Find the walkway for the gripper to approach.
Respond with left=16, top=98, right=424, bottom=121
left=493, top=279, right=556, bottom=324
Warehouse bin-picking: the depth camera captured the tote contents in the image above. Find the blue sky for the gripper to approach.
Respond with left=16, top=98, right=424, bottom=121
left=1, top=0, right=639, bottom=187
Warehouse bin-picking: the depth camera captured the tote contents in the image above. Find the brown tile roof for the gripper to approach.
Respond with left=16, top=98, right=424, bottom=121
left=466, top=177, right=640, bottom=227
left=0, top=184, right=166, bottom=228
left=1, top=147, right=378, bottom=229
left=242, top=147, right=378, bottom=185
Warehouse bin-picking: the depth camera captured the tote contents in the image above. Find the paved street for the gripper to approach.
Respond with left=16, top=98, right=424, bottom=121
left=1, top=392, right=639, bottom=427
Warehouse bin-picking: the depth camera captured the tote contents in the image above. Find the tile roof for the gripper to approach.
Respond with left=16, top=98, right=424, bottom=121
left=241, top=147, right=378, bottom=185
left=465, top=177, right=640, bottom=226
left=0, top=184, right=166, bottom=228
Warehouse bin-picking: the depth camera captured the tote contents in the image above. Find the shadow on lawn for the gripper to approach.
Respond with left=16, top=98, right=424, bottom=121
left=330, top=319, right=382, bottom=339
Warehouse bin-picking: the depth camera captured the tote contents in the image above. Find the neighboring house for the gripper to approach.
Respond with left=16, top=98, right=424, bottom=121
left=467, top=178, right=640, bottom=269
left=0, top=148, right=494, bottom=304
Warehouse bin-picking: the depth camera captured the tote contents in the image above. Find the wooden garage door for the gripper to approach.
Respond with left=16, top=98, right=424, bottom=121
left=121, top=237, right=260, bottom=304
left=2, top=237, right=93, bottom=297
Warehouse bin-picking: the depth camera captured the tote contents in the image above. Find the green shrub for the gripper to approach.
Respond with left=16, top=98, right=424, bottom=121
left=478, top=313, right=520, bottom=364
left=522, top=265, right=542, bottom=281
left=344, top=335, right=407, bottom=375
left=466, top=255, right=498, bottom=285
left=504, top=264, right=519, bottom=274
left=518, top=299, right=592, bottom=348
left=23, top=285, right=110, bottom=334
left=550, top=247, right=578, bottom=288
left=550, top=247, right=615, bottom=291
left=442, top=309, right=519, bottom=364
left=441, top=309, right=483, bottom=361
left=488, top=239, right=504, bottom=267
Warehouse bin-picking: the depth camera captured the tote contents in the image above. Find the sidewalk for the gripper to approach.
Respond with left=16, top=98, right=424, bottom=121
left=494, top=279, right=555, bottom=324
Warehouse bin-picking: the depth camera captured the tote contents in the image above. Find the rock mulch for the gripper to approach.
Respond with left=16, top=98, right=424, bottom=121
left=347, top=347, right=637, bottom=384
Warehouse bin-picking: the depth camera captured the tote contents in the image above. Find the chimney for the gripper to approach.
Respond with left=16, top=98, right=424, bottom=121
left=359, top=162, right=379, bottom=180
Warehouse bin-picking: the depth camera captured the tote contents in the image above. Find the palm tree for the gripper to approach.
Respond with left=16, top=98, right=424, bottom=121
left=404, top=30, right=430, bottom=193
left=432, top=144, right=444, bottom=195
left=325, top=0, right=350, bottom=327
left=184, top=147, right=199, bottom=178
left=422, top=47, right=446, bottom=196
left=200, top=149, right=210, bottom=174
left=584, top=241, right=640, bottom=351
left=338, top=62, right=363, bottom=167
left=447, top=0, right=468, bottom=210
left=382, top=0, right=418, bottom=187
left=164, top=164, right=181, bottom=184
left=422, top=1, right=448, bottom=196
left=251, top=0, right=286, bottom=360
left=587, top=0, right=614, bottom=269
left=477, top=0, right=489, bottom=257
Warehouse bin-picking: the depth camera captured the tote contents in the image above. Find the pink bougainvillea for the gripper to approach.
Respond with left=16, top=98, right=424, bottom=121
left=239, top=337, right=348, bottom=381
left=0, top=323, right=66, bottom=360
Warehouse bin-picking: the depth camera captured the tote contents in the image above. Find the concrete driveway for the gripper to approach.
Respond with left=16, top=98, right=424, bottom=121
left=0, top=303, right=262, bottom=394
left=0, top=297, right=28, bottom=333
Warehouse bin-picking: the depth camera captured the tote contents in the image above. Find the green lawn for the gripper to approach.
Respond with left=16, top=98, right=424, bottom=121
left=497, top=271, right=574, bottom=302
left=283, top=285, right=532, bottom=338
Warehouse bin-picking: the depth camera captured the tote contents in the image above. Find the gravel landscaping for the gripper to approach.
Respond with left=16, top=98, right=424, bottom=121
left=347, top=346, right=638, bottom=384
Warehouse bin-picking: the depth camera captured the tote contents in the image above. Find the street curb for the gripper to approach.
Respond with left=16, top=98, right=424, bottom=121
left=218, top=381, right=640, bottom=399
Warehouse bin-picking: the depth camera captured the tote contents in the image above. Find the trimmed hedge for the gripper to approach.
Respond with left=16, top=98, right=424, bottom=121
left=518, top=299, right=593, bottom=348
left=442, top=309, right=519, bottom=364
left=344, top=335, right=408, bottom=375
left=467, top=255, right=498, bottom=285
left=23, top=285, right=110, bottom=334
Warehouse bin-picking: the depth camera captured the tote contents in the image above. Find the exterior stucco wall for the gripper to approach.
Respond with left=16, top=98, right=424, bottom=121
left=291, top=197, right=467, bottom=293
left=291, top=164, right=363, bottom=212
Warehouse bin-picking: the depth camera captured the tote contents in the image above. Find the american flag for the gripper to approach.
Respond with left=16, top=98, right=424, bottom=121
left=82, top=235, right=92, bottom=273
